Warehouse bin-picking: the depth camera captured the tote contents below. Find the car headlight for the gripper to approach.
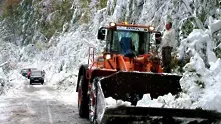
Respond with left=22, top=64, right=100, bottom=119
left=109, top=22, right=116, bottom=27
left=149, top=26, right=155, bottom=31
left=123, top=21, right=128, bottom=24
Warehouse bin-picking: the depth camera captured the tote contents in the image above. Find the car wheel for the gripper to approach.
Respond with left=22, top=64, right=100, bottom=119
left=41, top=81, right=44, bottom=85
left=30, top=81, right=32, bottom=85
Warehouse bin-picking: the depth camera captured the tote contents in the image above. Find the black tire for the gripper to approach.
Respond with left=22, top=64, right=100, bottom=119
left=30, top=81, right=32, bottom=85
left=78, top=75, right=89, bottom=118
left=41, top=80, right=44, bottom=85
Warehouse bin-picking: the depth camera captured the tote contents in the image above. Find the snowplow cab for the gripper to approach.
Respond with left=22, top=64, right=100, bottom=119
left=98, top=22, right=155, bottom=56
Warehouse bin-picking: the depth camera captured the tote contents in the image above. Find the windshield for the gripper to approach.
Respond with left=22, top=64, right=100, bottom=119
left=110, top=30, right=150, bottom=55
left=31, top=71, right=42, bottom=76
left=21, top=69, right=28, bottom=73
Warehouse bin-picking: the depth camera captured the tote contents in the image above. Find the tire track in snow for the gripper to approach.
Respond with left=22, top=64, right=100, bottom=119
left=44, top=85, right=54, bottom=124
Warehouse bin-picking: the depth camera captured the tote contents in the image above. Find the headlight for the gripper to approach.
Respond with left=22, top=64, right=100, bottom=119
left=149, top=26, right=155, bottom=31
left=105, top=54, right=111, bottom=60
left=110, top=22, right=116, bottom=27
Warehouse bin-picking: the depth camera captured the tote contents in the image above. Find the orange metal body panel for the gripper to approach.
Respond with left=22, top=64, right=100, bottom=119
left=91, top=53, right=162, bottom=73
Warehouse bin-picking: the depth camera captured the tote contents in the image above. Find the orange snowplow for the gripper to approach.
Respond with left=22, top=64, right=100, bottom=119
left=76, top=22, right=221, bottom=123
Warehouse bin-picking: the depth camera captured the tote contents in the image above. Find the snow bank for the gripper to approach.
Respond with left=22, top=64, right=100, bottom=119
left=0, top=42, right=21, bottom=95
left=137, top=28, right=221, bottom=112
left=0, top=66, right=26, bottom=97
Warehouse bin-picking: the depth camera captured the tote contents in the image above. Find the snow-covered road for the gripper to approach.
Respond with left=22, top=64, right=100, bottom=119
left=0, top=80, right=89, bottom=124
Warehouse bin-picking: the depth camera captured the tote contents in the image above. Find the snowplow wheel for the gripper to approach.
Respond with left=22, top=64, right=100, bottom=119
left=89, top=79, right=99, bottom=124
left=78, top=75, right=89, bottom=118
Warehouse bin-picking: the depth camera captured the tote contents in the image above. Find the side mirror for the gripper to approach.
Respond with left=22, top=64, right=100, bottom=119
left=97, top=27, right=107, bottom=40
left=155, top=32, right=162, bottom=45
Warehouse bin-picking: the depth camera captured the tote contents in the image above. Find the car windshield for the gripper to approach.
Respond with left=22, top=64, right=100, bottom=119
left=31, top=71, right=42, bottom=76
left=21, top=69, right=28, bottom=73
left=111, top=30, right=150, bottom=55
left=22, top=68, right=37, bottom=72
left=30, top=68, right=37, bottom=71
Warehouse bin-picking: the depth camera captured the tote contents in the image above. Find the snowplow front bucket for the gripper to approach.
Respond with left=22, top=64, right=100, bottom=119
left=100, top=71, right=181, bottom=105
left=95, top=72, right=221, bottom=124
left=100, top=106, right=221, bottom=124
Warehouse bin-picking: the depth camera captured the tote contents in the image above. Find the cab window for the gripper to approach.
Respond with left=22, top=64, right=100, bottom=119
left=110, top=30, right=150, bottom=55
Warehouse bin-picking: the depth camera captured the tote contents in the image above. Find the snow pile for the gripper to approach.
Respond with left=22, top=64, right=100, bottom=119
left=105, top=97, right=131, bottom=108
left=137, top=93, right=193, bottom=109
left=178, top=28, right=220, bottom=111
left=191, top=59, right=221, bottom=111
left=137, top=94, right=163, bottom=107
left=137, top=27, right=221, bottom=112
